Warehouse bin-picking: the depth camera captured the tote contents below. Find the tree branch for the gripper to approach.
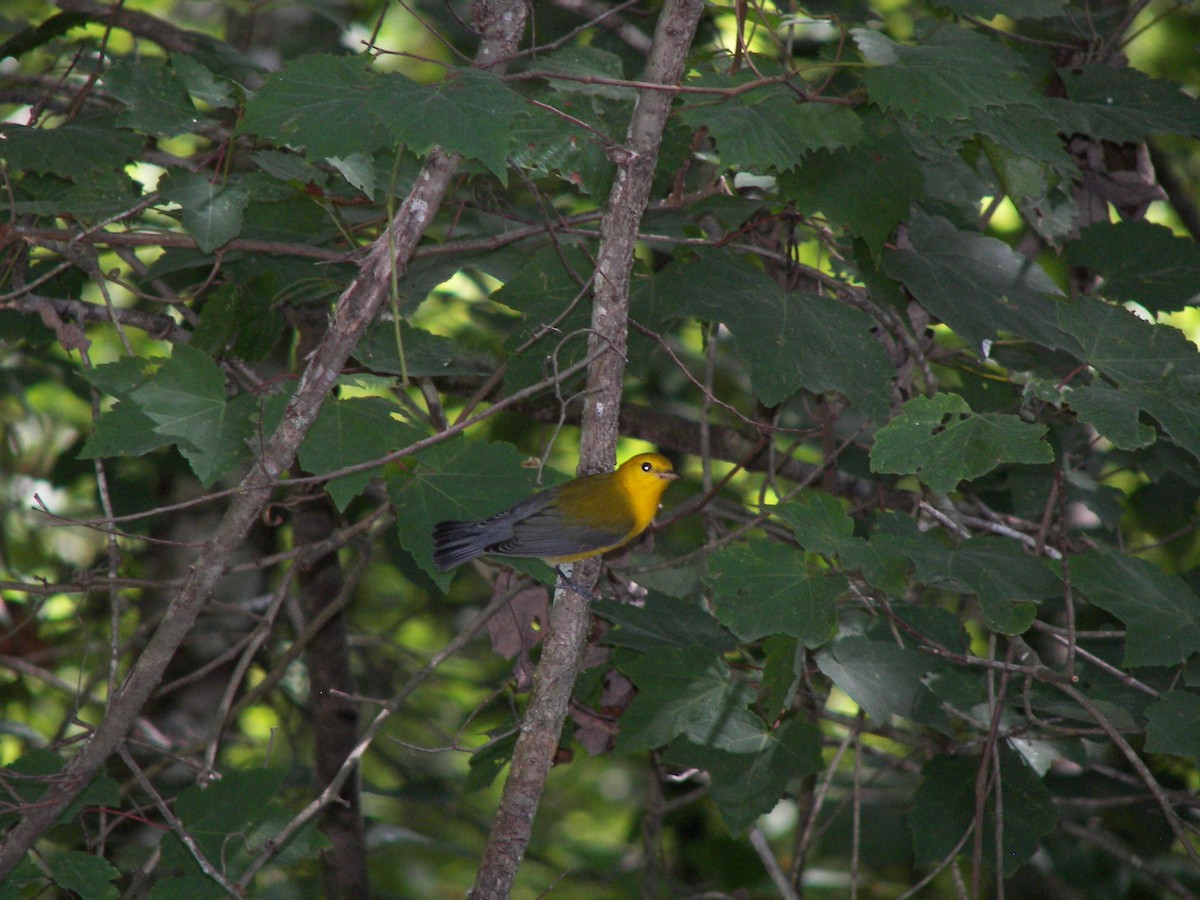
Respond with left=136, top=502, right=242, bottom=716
left=469, top=2, right=706, bottom=896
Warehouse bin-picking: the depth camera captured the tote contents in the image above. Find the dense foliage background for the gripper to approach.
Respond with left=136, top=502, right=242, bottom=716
left=3, top=0, right=1200, bottom=896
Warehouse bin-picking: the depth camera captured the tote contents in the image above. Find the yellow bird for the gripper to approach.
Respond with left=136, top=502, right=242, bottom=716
left=432, top=453, right=678, bottom=571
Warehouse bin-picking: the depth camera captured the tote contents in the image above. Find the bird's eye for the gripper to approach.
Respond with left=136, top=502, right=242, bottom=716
left=641, top=461, right=652, bottom=472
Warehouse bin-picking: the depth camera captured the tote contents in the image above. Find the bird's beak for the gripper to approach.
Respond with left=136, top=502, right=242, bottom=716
left=660, top=471, right=680, bottom=481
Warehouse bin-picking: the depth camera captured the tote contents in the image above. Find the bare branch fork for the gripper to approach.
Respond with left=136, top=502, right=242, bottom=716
left=0, top=0, right=529, bottom=879
left=469, top=2, right=707, bottom=897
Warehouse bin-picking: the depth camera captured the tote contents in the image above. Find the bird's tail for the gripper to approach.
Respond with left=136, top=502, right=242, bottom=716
left=432, top=520, right=487, bottom=571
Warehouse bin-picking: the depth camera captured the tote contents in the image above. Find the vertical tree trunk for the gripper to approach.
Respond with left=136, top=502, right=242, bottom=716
left=291, top=305, right=369, bottom=898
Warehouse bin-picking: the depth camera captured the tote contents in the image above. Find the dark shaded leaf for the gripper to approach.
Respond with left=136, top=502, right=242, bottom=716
left=1145, top=691, right=1200, bottom=762
left=884, top=211, right=1066, bottom=352
left=911, top=752, right=1058, bottom=876
left=1054, top=66, right=1200, bottom=142
left=705, top=539, right=843, bottom=646
left=665, top=718, right=823, bottom=833
left=616, top=648, right=766, bottom=754
left=816, top=637, right=930, bottom=722
left=103, top=58, right=200, bottom=135
left=1071, top=547, right=1200, bottom=667
left=1067, top=220, right=1200, bottom=312
left=649, top=252, right=893, bottom=418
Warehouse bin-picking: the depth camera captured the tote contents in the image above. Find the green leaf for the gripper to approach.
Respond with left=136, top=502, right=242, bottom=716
left=238, top=197, right=335, bottom=246
left=1067, top=382, right=1156, bottom=451
left=466, top=732, right=517, bottom=792
left=0, top=750, right=119, bottom=830
left=371, top=68, right=525, bottom=180
left=759, top=635, right=802, bottom=717
left=1066, top=220, right=1200, bottom=313
left=772, top=490, right=853, bottom=557
left=81, top=401, right=177, bottom=459
left=0, top=113, right=143, bottom=177
left=357, top=321, right=492, bottom=379
left=870, top=394, right=1053, bottom=494
left=705, top=539, right=843, bottom=647
left=975, top=104, right=1076, bottom=180
left=1145, top=691, right=1200, bottom=762
left=386, top=440, right=554, bottom=586
left=593, top=592, right=738, bottom=654
left=883, top=211, right=1066, bottom=352
left=191, top=273, right=282, bottom=361
left=166, top=767, right=289, bottom=871
left=128, top=345, right=226, bottom=434
left=251, top=149, right=317, bottom=183
left=129, top=345, right=253, bottom=487
left=616, top=648, right=767, bottom=754
left=911, top=752, right=1058, bottom=877
left=535, top=46, right=632, bottom=99
left=1058, top=294, right=1200, bottom=385
left=815, top=637, right=930, bottom=722
left=904, top=536, right=1060, bottom=635
left=0, top=855, right=46, bottom=894
left=508, top=99, right=615, bottom=195
left=1070, top=547, right=1200, bottom=667
left=893, top=605, right=970, bottom=656
left=158, top=171, right=250, bottom=253
left=781, top=129, right=923, bottom=257
left=1057, top=297, right=1200, bottom=460
left=147, top=876, right=230, bottom=900
left=103, top=57, right=199, bottom=136
left=10, top=171, right=143, bottom=220
left=172, top=54, right=235, bottom=109
left=1130, top=373, right=1200, bottom=462
left=1054, top=66, right=1200, bottom=143
left=240, top=54, right=391, bottom=159
left=681, top=91, right=865, bottom=172
left=79, top=356, right=157, bottom=396
left=650, top=252, right=893, bottom=418
left=664, top=718, right=823, bottom=834
left=492, top=244, right=598, bottom=392
left=47, top=851, right=119, bottom=900
left=327, top=151, right=377, bottom=198
left=839, top=535, right=912, bottom=595
left=855, top=27, right=1040, bottom=121
left=298, top=397, right=423, bottom=511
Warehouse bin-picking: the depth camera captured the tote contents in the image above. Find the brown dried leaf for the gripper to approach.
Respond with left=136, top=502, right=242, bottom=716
left=486, top=573, right=550, bottom=690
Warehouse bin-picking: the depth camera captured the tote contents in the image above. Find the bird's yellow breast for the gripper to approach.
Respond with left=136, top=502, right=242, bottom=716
left=551, top=453, right=676, bottom=548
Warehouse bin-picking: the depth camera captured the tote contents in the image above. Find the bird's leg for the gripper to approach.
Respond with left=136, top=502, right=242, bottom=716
left=554, top=564, right=594, bottom=601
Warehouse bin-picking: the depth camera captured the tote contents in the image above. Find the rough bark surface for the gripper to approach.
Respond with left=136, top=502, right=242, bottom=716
left=468, top=2, right=706, bottom=896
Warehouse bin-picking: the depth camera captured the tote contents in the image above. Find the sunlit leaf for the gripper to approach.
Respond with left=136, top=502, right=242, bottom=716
left=870, top=394, right=1053, bottom=494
